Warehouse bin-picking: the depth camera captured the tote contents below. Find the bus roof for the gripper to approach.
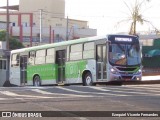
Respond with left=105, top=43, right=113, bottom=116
left=11, top=34, right=138, bottom=54
left=11, top=35, right=106, bottom=54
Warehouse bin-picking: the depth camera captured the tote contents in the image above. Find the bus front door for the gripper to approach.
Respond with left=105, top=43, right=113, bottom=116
left=20, top=56, right=27, bottom=86
left=96, top=45, right=107, bottom=80
left=56, top=50, right=66, bottom=84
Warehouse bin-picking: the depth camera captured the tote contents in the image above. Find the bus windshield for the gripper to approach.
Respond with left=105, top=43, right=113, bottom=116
left=109, top=43, right=141, bottom=66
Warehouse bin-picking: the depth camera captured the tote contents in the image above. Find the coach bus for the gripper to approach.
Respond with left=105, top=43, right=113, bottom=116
left=9, top=34, right=142, bottom=86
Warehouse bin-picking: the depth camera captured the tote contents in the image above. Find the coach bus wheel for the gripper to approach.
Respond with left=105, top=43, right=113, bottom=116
left=33, top=75, right=41, bottom=86
left=84, top=72, right=93, bottom=86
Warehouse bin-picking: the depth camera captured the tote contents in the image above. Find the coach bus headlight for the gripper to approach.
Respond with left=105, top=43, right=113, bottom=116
left=110, top=68, right=118, bottom=74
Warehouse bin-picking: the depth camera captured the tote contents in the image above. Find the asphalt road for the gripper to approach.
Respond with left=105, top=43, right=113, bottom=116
left=0, top=84, right=160, bottom=120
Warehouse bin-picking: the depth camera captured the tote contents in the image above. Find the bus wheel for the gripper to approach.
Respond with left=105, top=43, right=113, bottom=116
left=84, top=72, right=93, bottom=86
left=33, top=75, right=41, bottom=86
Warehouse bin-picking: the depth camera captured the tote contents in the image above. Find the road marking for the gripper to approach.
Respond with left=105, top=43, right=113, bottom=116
left=0, top=98, right=8, bottom=100
left=142, top=76, right=160, bottom=80
left=57, top=86, right=129, bottom=96
left=0, top=90, right=96, bottom=100
left=57, top=86, right=88, bottom=93
left=1, top=84, right=160, bottom=100
left=101, top=85, right=160, bottom=92
left=32, top=89, right=96, bottom=97
left=90, top=86, right=160, bottom=96
left=31, top=89, right=53, bottom=94
left=124, top=85, right=160, bottom=90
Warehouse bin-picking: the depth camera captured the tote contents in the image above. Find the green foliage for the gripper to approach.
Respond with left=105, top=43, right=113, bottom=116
left=9, top=38, right=24, bottom=50
left=0, top=30, right=6, bottom=41
left=0, top=30, right=24, bottom=50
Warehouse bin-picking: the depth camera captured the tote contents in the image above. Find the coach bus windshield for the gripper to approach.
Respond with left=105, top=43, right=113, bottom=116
left=109, top=43, right=141, bottom=66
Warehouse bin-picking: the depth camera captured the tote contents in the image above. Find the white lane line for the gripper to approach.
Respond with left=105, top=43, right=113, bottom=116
left=101, top=85, right=160, bottom=93
left=57, top=86, right=129, bottom=96
left=0, top=91, right=54, bottom=98
left=142, top=76, right=160, bottom=80
left=89, top=86, right=160, bottom=96
left=89, top=87, right=152, bottom=95
left=57, top=87, right=88, bottom=93
left=124, top=86, right=160, bottom=90
left=123, top=84, right=160, bottom=87
left=31, top=89, right=95, bottom=98
left=31, top=89, right=53, bottom=94
left=0, top=90, right=96, bottom=99
left=0, top=98, right=9, bottom=100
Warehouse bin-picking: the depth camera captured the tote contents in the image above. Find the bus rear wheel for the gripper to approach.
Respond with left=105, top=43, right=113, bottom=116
left=33, top=75, right=41, bottom=86
left=83, top=72, right=93, bottom=86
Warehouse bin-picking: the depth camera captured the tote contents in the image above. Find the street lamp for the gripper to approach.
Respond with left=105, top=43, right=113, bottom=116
left=6, top=0, right=9, bottom=50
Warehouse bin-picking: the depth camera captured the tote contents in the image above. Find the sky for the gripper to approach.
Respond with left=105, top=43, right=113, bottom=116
left=1, top=0, right=160, bottom=35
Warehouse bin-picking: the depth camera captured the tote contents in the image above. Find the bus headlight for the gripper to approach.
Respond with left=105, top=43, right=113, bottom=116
left=136, top=69, right=142, bottom=74
left=110, top=68, right=117, bottom=74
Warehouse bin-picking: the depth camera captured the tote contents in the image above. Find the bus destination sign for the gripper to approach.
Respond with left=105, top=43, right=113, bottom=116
left=115, top=37, right=132, bottom=42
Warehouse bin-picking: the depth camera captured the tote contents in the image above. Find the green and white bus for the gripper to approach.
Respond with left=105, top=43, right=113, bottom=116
left=10, top=34, right=142, bottom=86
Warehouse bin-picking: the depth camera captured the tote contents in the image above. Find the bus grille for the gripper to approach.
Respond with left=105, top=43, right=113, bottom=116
left=116, top=67, right=137, bottom=72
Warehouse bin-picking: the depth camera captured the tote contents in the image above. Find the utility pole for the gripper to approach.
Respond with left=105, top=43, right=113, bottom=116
left=6, top=0, right=9, bottom=50
left=39, top=9, right=42, bottom=43
left=66, top=16, right=69, bottom=41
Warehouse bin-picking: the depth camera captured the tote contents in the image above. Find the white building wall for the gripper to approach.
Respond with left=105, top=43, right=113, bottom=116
left=0, top=22, right=6, bottom=30
left=19, top=0, right=65, bottom=18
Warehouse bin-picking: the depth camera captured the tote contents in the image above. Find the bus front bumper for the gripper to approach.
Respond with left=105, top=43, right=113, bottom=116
left=109, top=73, right=142, bottom=81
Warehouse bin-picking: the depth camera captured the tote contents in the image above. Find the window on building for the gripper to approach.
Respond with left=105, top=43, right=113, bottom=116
left=12, top=22, right=16, bottom=27
left=56, top=24, right=62, bottom=27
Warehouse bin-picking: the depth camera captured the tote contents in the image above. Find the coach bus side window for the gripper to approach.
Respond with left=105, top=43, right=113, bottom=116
left=11, top=54, right=20, bottom=67
left=83, top=42, right=95, bottom=59
left=35, top=50, right=46, bottom=65
left=70, top=44, right=83, bottom=61
left=46, top=48, right=55, bottom=63
left=28, top=51, right=35, bottom=65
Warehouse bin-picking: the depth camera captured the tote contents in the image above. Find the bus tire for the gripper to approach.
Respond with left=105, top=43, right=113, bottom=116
left=33, top=75, right=41, bottom=86
left=83, top=72, right=93, bottom=86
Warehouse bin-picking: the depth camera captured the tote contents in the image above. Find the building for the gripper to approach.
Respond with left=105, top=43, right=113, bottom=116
left=0, top=0, right=97, bottom=46
left=0, top=21, right=7, bottom=30
left=0, top=42, right=10, bottom=86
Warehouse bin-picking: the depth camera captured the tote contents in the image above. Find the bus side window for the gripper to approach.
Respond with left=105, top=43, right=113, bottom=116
left=28, top=51, right=35, bottom=65
left=46, top=48, right=55, bottom=63
left=67, top=46, right=70, bottom=61
left=11, top=54, right=20, bottom=67
left=97, top=46, right=102, bottom=62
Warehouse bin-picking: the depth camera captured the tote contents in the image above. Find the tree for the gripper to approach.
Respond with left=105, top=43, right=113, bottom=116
left=0, top=30, right=24, bottom=50
left=0, top=30, right=7, bottom=41
left=9, top=38, right=24, bottom=50
left=117, top=0, right=156, bottom=35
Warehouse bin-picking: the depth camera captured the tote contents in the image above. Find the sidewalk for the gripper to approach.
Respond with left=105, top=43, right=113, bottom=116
left=142, top=75, right=160, bottom=81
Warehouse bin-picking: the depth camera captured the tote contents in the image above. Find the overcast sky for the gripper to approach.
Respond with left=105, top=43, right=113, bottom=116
left=1, top=0, right=160, bottom=35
